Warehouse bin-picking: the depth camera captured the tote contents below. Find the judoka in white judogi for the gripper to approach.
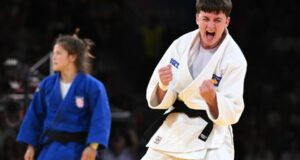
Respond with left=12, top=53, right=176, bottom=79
left=142, top=23, right=246, bottom=160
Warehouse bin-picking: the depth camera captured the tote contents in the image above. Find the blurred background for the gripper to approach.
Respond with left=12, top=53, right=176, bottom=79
left=0, top=0, right=300, bottom=159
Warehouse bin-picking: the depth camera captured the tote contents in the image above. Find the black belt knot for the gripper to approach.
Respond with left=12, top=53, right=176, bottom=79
left=143, top=100, right=213, bottom=142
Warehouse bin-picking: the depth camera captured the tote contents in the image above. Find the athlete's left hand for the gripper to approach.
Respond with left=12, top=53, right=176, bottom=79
left=200, top=79, right=219, bottom=118
left=199, top=79, right=216, bottom=102
left=81, top=146, right=97, bottom=160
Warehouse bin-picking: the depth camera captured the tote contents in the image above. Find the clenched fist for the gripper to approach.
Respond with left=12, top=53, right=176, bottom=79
left=199, top=80, right=219, bottom=118
left=158, top=64, right=173, bottom=87
left=199, top=79, right=216, bottom=101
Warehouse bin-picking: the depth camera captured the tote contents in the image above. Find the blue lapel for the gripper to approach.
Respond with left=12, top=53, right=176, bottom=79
left=49, top=72, right=85, bottom=128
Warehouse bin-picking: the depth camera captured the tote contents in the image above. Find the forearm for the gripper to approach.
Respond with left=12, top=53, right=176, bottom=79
left=206, top=95, right=219, bottom=119
left=156, top=86, right=167, bottom=103
left=207, top=92, right=245, bottom=126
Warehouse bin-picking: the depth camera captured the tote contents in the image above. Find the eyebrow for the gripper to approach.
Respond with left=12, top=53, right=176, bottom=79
left=201, top=15, right=223, bottom=20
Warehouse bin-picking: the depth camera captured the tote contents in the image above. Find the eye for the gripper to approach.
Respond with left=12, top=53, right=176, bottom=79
left=202, top=18, right=209, bottom=22
left=214, top=19, right=222, bottom=23
left=53, top=51, right=60, bottom=56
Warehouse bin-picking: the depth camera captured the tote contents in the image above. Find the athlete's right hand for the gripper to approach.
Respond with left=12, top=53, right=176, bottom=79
left=158, top=64, right=173, bottom=87
left=24, top=145, right=35, bottom=160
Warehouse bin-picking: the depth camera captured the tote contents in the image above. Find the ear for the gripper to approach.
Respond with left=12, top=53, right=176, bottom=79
left=196, top=13, right=200, bottom=25
left=226, top=17, right=231, bottom=27
left=69, top=54, right=77, bottom=62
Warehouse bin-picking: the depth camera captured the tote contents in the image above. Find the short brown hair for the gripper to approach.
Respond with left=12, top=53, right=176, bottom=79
left=196, top=0, right=232, bottom=17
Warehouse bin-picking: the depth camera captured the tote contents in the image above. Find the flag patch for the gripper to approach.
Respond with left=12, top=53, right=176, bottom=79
left=212, top=74, right=222, bottom=87
left=170, top=58, right=179, bottom=68
left=75, top=96, right=84, bottom=108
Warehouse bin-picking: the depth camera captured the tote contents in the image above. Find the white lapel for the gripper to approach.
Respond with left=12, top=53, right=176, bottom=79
left=178, top=31, right=231, bottom=103
left=171, top=30, right=199, bottom=92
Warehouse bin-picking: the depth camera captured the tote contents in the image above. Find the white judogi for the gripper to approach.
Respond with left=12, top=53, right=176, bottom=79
left=143, top=29, right=247, bottom=160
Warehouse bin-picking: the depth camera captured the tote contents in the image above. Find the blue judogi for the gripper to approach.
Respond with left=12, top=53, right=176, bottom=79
left=17, top=72, right=111, bottom=160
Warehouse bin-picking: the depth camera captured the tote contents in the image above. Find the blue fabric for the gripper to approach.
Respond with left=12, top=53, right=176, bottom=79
left=17, top=72, right=111, bottom=159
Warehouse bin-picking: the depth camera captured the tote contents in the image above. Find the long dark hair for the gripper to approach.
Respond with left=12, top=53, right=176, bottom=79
left=54, top=29, right=94, bottom=74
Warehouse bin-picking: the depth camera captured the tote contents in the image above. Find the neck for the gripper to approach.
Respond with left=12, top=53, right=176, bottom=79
left=60, top=66, right=78, bottom=83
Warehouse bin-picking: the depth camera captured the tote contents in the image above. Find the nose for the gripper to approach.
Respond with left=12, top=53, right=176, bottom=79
left=207, top=21, right=215, bottom=29
left=51, top=53, right=56, bottom=61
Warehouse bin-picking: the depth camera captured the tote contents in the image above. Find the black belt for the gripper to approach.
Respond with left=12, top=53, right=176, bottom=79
left=143, top=100, right=213, bottom=142
left=45, top=130, right=88, bottom=144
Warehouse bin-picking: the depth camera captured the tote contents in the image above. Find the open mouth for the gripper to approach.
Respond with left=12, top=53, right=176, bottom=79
left=206, top=31, right=215, bottom=41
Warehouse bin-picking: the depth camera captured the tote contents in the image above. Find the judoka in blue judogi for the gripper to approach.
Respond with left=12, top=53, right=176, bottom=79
left=17, top=34, right=111, bottom=160
left=18, top=72, right=111, bottom=159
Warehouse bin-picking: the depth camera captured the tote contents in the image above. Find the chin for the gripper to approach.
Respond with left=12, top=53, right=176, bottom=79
left=206, top=40, right=219, bottom=48
left=52, top=68, right=60, bottom=72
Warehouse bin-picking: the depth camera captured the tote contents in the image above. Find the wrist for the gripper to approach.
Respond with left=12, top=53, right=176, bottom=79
left=27, top=144, right=34, bottom=149
left=89, top=143, right=99, bottom=150
left=158, top=82, right=169, bottom=91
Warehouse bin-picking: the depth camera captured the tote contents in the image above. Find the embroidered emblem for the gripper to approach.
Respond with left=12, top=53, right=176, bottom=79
left=211, top=74, right=222, bottom=87
left=154, top=136, right=162, bottom=144
left=170, top=58, right=179, bottom=68
left=75, top=96, right=84, bottom=108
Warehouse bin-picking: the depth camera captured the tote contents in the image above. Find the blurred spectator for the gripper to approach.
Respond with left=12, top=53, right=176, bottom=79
left=101, top=128, right=138, bottom=160
left=280, top=141, right=300, bottom=160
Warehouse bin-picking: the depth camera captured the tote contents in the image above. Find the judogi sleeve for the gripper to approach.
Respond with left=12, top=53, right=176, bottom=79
left=86, top=82, right=111, bottom=149
left=146, top=39, right=181, bottom=109
left=207, top=60, right=247, bottom=126
left=17, top=80, right=46, bottom=148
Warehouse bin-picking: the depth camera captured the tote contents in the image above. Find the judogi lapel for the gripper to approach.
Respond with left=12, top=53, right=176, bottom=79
left=48, top=73, right=84, bottom=129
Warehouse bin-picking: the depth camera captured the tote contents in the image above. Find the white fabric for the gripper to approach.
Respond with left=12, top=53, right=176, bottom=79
left=142, top=127, right=234, bottom=160
left=60, top=81, right=71, bottom=99
left=142, top=148, right=181, bottom=160
left=145, top=29, right=247, bottom=159
left=188, top=37, right=216, bottom=79
left=158, top=81, right=169, bottom=91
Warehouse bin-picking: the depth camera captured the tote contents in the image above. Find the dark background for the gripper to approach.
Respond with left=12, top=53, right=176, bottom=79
left=0, top=0, right=299, bottom=159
